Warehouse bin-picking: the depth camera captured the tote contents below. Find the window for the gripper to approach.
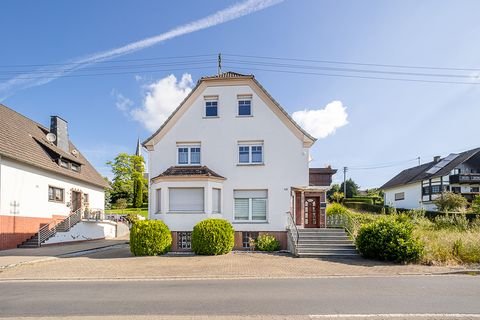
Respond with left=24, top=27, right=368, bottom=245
left=422, top=186, right=430, bottom=195
left=452, top=186, right=461, bottom=193
left=471, top=187, right=479, bottom=193
left=234, top=190, right=267, bottom=221
left=169, top=188, right=204, bottom=212
left=212, top=188, right=221, bottom=214
left=177, top=144, right=201, bottom=165
left=238, top=143, right=263, bottom=164
left=453, top=168, right=461, bottom=175
left=431, top=185, right=441, bottom=194
left=156, top=189, right=161, bottom=213
left=48, top=186, right=64, bottom=202
left=59, top=159, right=69, bottom=169
left=84, top=193, right=89, bottom=204
left=177, top=232, right=192, bottom=250
left=242, top=232, right=259, bottom=248
left=205, top=101, right=218, bottom=117
left=71, top=163, right=80, bottom=172
left=238, top=100, right=252, bottom=116
left=394, top=192, right=405, bottom=201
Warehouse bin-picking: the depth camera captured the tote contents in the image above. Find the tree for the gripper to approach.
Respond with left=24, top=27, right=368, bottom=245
left=104, top=177, right=112, bottom=209
left=340, top=178, right=359, bottom=198
left=471, top=195, right=480, bottom=213
left=327, top=184, right=341, bottom=202
left=331, top=191, right=345, bottom=203
left=131, top=155, right=145, bottom=208
left=433, top=192, right=468, bottom=213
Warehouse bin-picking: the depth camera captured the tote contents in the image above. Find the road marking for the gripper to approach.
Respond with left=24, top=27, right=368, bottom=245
left=310, top=314, right=480, bottom=319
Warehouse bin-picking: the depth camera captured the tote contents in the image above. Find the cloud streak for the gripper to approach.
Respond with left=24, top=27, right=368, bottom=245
left=0, top=0, right=282, bottom=100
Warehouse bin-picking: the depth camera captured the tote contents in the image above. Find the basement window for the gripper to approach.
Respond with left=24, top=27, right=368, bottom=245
left=177, top=232, right=192, bottom=250
left=242, top=232, right=259, bottom=248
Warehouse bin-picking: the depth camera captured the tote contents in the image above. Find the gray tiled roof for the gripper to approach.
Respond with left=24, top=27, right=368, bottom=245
left=152, top=166, right=225, bottom=180
left=381, top=148, right=480, bottom=190
left=0, top=104, right=108, bottom=188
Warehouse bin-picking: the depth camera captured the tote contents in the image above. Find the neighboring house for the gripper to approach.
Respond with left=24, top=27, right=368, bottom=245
left=381, top=148, right=480, bottom=211
left=0, top=104, right=107, bottom=250
left=143, top=72, right=335, bottom=251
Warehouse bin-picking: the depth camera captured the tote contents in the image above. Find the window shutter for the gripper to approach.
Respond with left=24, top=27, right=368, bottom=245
left=234, top=190, right=267, bottom=198
left=252, top=199, right=267, bottom=220
left=169, top=188, right=204, bottom=212
left=234, top=198, right=249, bottom=220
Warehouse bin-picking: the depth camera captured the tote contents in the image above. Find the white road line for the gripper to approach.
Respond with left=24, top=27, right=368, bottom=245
left=310, top=314, right=480, bottom=319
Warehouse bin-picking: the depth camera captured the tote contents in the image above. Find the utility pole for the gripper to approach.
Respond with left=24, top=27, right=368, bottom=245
left=217, top=53, right=222, bottom=75
left=343, top=166, right=348, bottom=197
left=417, top=156, right=421, bottom=165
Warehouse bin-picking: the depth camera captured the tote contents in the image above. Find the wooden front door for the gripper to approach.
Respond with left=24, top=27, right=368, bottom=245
left=71, top=191, right=82, bottom=212
left=304, top=197, right=320, bottom=228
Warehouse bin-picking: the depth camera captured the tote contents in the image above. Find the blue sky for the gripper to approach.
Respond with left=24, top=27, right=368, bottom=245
left=1, top=0, right=479, bottom=188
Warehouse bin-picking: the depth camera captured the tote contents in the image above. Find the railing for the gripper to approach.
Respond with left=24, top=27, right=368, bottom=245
left=37, top=220, right=58, bottom=247
left=286, top=211, right=299, bottom=245
left=326, top=213, right=355, bottom=238
left=37, top=208, right=83, bottom=247
left=82, top=208, right=105, bottom=221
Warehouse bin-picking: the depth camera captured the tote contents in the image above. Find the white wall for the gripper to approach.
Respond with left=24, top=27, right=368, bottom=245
left=0, top=158, right=104, bottom=218
left=43, top=220, right=117, bottom=245
left=148, top=83, right=309, bottom=231
left=384, top=183, right=423, bottom=210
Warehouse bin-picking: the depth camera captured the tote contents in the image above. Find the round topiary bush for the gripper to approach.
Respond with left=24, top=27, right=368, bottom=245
left=191, top=218, right=234, bottom=255
left=256, top=234, right=280, bottom=252
left=356, top=218, right=423, bottom=263
left=130, top=220, right=172, bottom=256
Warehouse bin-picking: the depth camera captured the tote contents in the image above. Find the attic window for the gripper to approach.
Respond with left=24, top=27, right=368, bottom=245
left=60, top=159, right=69, bottom=168
left=71, top=163, right=80, bottom=172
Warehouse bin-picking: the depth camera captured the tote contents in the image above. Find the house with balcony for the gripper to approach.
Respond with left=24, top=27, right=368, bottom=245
left=381, top=148, right=480, bottom=211
left=143, top=72, right=350, bottom=256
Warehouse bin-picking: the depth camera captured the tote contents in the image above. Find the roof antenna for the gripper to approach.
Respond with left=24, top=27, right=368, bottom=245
left=217, top=53, right=222, bottom=75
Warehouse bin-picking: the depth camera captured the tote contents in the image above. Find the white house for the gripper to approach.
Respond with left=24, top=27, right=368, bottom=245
left=143, top=72, right=335, bottom=251
left=0, top=104, right=107, bottom=250
left=381, top=148, right=480, bottom=211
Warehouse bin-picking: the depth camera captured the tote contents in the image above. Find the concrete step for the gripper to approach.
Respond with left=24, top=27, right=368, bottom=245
left=297, top=239, right=353, bottom=245
left=297, top=248, right=358, bottom=255
left=297, top=252, right=360, bottom=258
left=298, top=235, right=350, bottom=241
left=297, top=244, right=356, bottom=249
left=298, top=229, right=346, bottom=233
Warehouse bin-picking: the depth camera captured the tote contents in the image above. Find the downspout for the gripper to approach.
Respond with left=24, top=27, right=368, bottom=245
left=0, top=155, right=2, bottom=215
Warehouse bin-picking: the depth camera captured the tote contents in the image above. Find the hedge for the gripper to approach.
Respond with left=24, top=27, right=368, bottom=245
left=191, top=218, right=235, bottom=255
left=356, top=218, right=423, bottom=263
left=130, top=220, right=172, bottom=256
left=343, top=201, right=384, bottom=213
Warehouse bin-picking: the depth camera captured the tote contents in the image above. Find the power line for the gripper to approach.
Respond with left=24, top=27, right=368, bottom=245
left=348, top=158, right=420, bottom=170
left=223, top=53, right=480, bottom=72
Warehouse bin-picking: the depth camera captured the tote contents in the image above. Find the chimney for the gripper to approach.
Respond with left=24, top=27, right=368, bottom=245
left=433, top=156, right=441, bottom=163
left=50, top=116, right=69, bottom=152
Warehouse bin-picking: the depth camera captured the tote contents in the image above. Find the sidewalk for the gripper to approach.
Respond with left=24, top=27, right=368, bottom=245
left=0, top=237, right=129, bottom=269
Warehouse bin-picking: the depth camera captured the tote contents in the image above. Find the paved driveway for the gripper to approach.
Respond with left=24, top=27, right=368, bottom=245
left=0, top=244, right=475, bottom=280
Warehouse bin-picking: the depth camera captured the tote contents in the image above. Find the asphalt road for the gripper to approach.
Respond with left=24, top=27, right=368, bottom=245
left=0, top=276, right=479, bottom=318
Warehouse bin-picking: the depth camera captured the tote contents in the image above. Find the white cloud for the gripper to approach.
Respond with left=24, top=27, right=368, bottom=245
left=0, top=0, right=283, bottom=101
left=131, top=73, right=193, bottom=132
left=292, top=100, right=349, bottom=139
left=111, top=89, right=134, bottom=114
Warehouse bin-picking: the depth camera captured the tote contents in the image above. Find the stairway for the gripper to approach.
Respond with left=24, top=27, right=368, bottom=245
left=18, top=209, right=83, bottom=248
left=296, top=228, right=359, bottom=258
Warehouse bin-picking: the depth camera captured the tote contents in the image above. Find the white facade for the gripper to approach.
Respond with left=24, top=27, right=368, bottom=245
left=383, top=183, right=427, bottom=210
left=0, top=157, right=104, bottom=219
left=146, top=78, right=313, bottom=232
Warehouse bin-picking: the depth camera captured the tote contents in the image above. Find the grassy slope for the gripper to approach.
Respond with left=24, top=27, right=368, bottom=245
left=105, top=207, right=148, bottom=219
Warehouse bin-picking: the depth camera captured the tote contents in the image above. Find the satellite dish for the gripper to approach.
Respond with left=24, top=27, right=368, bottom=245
left=46, top=133, right=57, bottom=143
left=71, top=149, right=79, bottom=157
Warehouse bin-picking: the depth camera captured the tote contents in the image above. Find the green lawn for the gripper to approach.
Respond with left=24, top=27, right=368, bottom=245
left=105, top=207, right=148, bottom=219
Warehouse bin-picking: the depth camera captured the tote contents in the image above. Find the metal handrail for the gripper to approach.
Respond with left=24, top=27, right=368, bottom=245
left=37, top=208, right=83, bottom=247
left=37, top=220, right=57, bottom=247
left=286, top=211, right=299, bottom=245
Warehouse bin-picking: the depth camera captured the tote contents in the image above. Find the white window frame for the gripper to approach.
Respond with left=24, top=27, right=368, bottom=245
left=212, top=188, right=221, bottom=214
left=394, top=192, right=405, bottom=201
left=204, top=96, right=219, bottom=118
left=234, top=190, right=268, bottom=222
left=177, top=143, right=201, bottom=166
left=238, top=142, right=264, bottom=164
left=237, top=95, right=253, bottom=117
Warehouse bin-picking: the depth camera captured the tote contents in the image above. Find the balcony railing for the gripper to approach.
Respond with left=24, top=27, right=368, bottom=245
left=449, top=174, right=480, bottom=184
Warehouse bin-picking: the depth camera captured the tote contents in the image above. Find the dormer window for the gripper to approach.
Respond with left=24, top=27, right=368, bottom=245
left=177, top=143, right=201, bottom=165
left=71, top=163, right=80, bottom=172
left=237, top=95, right=252, bottom=116
left=59, top=159, right=69, bottom=168
left=204, top=96, right=219, bottom=118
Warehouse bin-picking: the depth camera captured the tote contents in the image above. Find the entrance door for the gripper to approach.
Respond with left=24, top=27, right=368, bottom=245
left=304, top=197, right=320, bottom=228
left=71, top=191, right=82, bottom=212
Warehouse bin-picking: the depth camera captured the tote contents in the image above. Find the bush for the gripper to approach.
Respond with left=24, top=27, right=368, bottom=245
left=343, top=201, right=384, bottom=213
left=326, top=203, right=349, bottom=215
left=356, top=218, right=423, bottom=263
left=433, top=214, right=469, bottom=231
left=130, top=220, right=172, bottom=256
left=125, top=212, right=140, bottom=224
left=348, top=197, right=374, bottom=205
left=115, top=198, right=128, bottom=210
left=256, top=234, right=280, bottom=251
left=191, top=219, right=234, bottom=255
left=433, top=192, right=468, bottom=213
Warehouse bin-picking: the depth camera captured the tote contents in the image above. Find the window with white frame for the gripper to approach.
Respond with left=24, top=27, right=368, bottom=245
left=155, top=189, right=161, bottom=213
left=238, top=142, right=263, bottom=164
left=212, top=188, right=221, bottom=214
left=177, top=144, right=201, bottom=165
left=237, top=95, right=252, bottom=116
left=234, top=190, right=267, bottom=221
left=169, top=188, right=204, bottom=212
left=394, top=192, right=405, bottom=201
left=204, top=96, right=218, bottom=117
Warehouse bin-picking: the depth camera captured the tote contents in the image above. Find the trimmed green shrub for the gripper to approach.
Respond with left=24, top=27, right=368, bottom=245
left=191, top=219, right=234, bottom=255
left=348, top=197, right=374, bottom=205
left=256, top=234, right=280, bottom=251
left=344, top=201, right=384, bottom=213
left=326, top=203, right=349, bottom=215
left=130, top=220, right=172, bottom=256
left=356, top=218, right=423, bottom=263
